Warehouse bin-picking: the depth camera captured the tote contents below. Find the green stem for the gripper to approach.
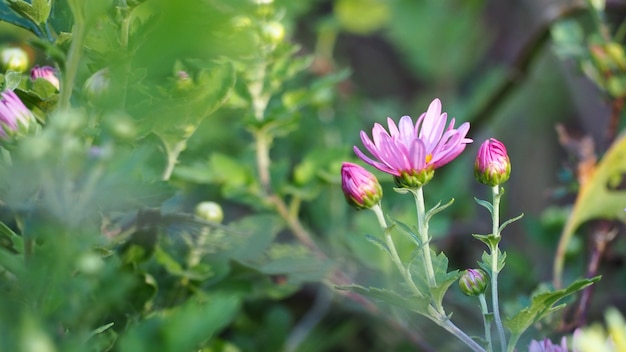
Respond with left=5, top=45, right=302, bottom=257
left=490, top=185, right=506, bottom=352
left=434, top=311, right=487, bottom=352
left=478, top=293, right=492, bottom=352
left=371, top=204, right=485, bottom=352
left=506, top=333, right=521, bottom=352
left=412, top=187, right=436, bottom=288
left=59, top=20, right=87, bottom=110
left=371, top=204, right=424, bottom=298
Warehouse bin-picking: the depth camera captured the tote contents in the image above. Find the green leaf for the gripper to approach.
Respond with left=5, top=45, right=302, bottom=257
left=255, top=243, right=333, bottom=285
left=478, top=249, right=506, bottom=275
left=428, top=251, right=461, bottom=309
left=154, top=246, right=214, bottom=281
left=4, top=71, right=22, bottom=91
left=424, top=198, right=454, bottom=223
left=0, top=1, right=41, bottom=36
left=118, top=293, right=241, bottom=352
left=474, top=197, right=493, bottom=216
left=335, top=284, right=430, bottom=316
left=0, top=220, right=23, bottom=254
left=497, top=213, right=524, bottom=235
left=472, top=233, right=501, bottom=250
left=504, top=276, right=600, bottom=347
left=389, top=218, right=421, bottom=247
left=364, top=234, right=390, bottom=255
left=554, top=135, right=626, bottom=287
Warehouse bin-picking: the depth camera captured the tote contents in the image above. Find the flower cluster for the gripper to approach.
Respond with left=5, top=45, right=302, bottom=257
left=341, top=98, right=514, bottom=208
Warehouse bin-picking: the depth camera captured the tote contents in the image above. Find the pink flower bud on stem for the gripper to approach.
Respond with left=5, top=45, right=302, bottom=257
left=474, top=138, right=511, bottom=187
left=341, top=162, right=383, bottom=210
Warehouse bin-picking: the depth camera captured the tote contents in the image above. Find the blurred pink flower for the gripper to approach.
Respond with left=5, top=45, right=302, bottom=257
left=354, top=98, right=472, bottom=187
left=30, top=65, right=60, bottom=90
left=474, top=138, right=511, bottom=186
left=0, top=90, right=35, bottom=139
left=341, top=162, right=382, bottom=210
left=528, top=337, right=568, bottom=352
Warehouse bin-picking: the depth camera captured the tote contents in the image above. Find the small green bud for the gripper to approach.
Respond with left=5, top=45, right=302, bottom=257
left=1, top=46, right=29, bottom=72
left=84, top=68, right=110, bottom=102
left=459, top=269, right=488, bottom=296
left=261, top=21, right=285, bottom=45
left=194, top=201, right=224, bottom=223
left=475, top=138, right=511, bottom=187
left=341, top=162, right=383, bottom=210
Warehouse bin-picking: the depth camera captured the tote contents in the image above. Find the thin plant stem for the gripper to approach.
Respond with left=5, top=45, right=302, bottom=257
left=490, top=185, right=506, bottom=352
left=59, top=21, right=87, bottom=111
left=434, top=312, right=487, bottom=352
left=371, top=205, right=485, bottom=352
left=412, top=187, right=436, bottom=288
left=371, top=204, right=424, bottom=298
left=478, top=293, right=492, bottom=352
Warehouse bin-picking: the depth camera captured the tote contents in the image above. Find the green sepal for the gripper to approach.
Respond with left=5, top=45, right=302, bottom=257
left=335, top=284, right=431, bottom=317
left=504, top=276, right=601, bottom=349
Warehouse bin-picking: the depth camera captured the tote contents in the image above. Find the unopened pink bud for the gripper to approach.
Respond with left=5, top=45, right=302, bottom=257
left=341, top=162, right=383, bottom=210
left=474, top=138, right=511, bottom=186
left=459, top=269, right=488, bottom=296
left=31, top=65, right=60, bottom=90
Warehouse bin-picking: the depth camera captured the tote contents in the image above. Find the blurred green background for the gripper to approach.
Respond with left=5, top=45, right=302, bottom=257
left=0, top=0, right=624, bottom=351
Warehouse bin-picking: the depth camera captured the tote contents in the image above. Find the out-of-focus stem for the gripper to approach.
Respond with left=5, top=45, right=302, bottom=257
left=59, top=21, right=86, bottom=110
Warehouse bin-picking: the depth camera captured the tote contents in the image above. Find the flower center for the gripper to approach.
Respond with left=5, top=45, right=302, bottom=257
left=425, top=154, right=433, bottom=164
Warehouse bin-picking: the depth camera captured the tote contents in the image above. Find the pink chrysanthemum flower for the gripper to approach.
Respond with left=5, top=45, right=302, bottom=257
left=354, top=98, right=472, bottom=188
left=0, top=90, right=36, bottom=140
left=528, top=337, right=568, bottom=352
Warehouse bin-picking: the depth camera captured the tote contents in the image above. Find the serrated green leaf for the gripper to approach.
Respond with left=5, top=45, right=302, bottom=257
left=335, top=284, right=430, bottom=316
left=479, top=249, right=506, bottom=275
left=31, top=0, right=50, bottom=24
left=474, top=197, right=493, bottom=216
left=554, top=135, right=626, bottom=287
left=429, top=251, right=461, bottom=309
left=504, top=276, right=600, bottom=349
left=4, top=71, right=22, bottom=90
